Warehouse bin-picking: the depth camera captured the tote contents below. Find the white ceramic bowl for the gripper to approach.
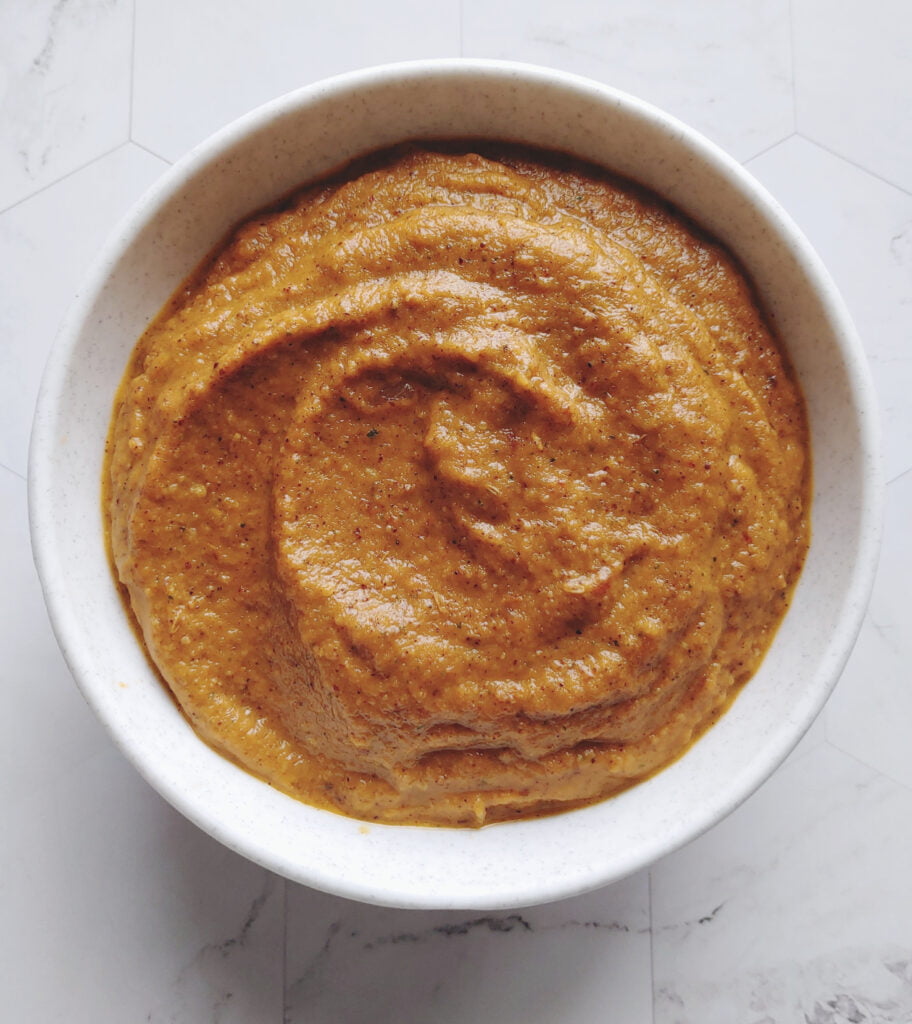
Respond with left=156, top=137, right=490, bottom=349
left=29, top=60, right=881, bottom=910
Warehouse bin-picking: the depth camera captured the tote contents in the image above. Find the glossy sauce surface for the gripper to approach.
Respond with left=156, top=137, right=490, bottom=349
left=107, top=144, right=810, bottom=826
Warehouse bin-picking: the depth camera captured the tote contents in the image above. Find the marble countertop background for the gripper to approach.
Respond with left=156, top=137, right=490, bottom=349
left=2, top=2, right=910, bottom=1021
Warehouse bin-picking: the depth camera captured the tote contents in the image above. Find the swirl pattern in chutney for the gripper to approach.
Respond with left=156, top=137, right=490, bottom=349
left=107, top=144, right=810, bottom=826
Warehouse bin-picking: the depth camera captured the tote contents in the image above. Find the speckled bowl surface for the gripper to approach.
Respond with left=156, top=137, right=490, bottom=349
left=29, top=60, right=881, bottom=910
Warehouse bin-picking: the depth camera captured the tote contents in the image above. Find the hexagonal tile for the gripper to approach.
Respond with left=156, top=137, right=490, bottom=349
left=3, top=746, right=284, bottom=1021
left=0, top=142, right=168, bottom=478
left=0, top=467, right=106, bottom=792
left=285, top=874, right=652, bottom=1023
left=747, top=135, right=912, bottom=483
left=0, top=0, right=132, bottom=210
left=826, top=467, right=912, bottom=791
left=794, top=0, right=912, bottom=194
left=3, top=462, right=286, bottom=1020
left=651, top=743, right=912, bottom=1021
left=132, top=0, right=460, bottom=162
left=462, top=0, right=794, bottom=162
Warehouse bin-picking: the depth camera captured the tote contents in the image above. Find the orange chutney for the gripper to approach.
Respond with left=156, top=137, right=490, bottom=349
left=106, top=144, right=810, bottom=826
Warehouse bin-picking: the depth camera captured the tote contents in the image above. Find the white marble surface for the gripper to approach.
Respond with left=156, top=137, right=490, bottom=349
left=2, top=1, right=910, bottom=1020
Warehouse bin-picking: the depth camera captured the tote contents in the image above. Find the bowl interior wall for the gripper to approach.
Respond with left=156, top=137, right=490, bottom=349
left=32, top=64, right=879, bottom=909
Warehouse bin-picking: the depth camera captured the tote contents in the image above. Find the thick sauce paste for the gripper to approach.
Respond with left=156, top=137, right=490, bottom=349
left=107, top=144, right=810, bottom=826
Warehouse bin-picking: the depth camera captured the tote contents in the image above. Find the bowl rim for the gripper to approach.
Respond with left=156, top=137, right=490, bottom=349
left=28, top=57, right=884, bottom=909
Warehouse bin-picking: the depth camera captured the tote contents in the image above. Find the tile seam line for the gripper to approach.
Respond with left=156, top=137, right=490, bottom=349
left=281, top=878, right=288, bottom=1024
left=741, top=130, right=798, bottom=168
left=0, top=461, right=26, bottom=484
left=0, top=141, right=131, bottom=217
left=129, top=139, right=174, bottom=166
left=887, top=464, right=912, bottom=487
left=795, top=133, right=912, bottom=199
left=648, top=868, right=656, bottom=1024
left=788, top=0, right=798, bottom=133
left=129, top=0, right=137, bottom=140
left=820, top=734, right=912, bottom=797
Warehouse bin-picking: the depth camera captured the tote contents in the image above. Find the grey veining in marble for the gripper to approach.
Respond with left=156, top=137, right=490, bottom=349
left=0, top=0, right=132, bottom=211
left=284, top=876, right=652, bottom=1023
